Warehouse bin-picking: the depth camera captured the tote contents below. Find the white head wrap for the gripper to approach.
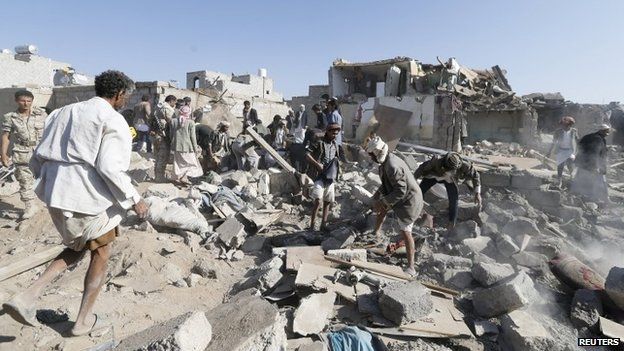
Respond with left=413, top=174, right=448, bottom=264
left=597, top=123, right=612, bottom=132
left=365, top=136, right=389, bottom=163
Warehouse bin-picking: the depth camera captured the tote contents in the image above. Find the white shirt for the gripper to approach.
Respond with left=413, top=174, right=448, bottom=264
left=293, top=126, right=306, bottom=144
left=559, top=130, right=573, bottom=149
left=31, top=97, right=140, bottom=215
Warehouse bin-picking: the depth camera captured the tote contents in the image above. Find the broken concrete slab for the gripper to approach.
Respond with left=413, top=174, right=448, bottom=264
left=216, top=217, right=247, bottom=249
left=234, top=256, right=284, bottom=293
left=502, top=217, right=541, bottom=238
left=117, top=311, right=211, bottom=351
left=205, top=296, right=287, bottom=351
left=321, top=228, right=356, bottom=251
left=285, top=246, right=328, bottom=271
left=605, top=266, right=624, bottom=311
left=496, top=234, right=520, bottom=257
left=294, top=263, right=356, bottom=302
left=443, top=269, right=474, bottom=290
left=512, top=251, right=547, bottom=269
left=480, top=171, right=512, bottom=188
left=458, top=236, right=495, bottom=257
left=142, top=183, right=182, bottom=200
left=452, top=220, right=481, bottom=241
left=471, top=262, right=515, bottom=287
left=240, top=235, right=268, bottom=253
left=472, top=271, right=538, bottom=318
left=326, top=249, right=367, bottom=262
left=378, top=281, right=434, bottom=325
left=500, top=310, right=556, bottom=351
left=292, top=292, right=336, bottom=336
left=570, top=289, right=603, bottom=330
left=510, top=172, right=544, bottom=190
left=430, top=253, right=472, bottom=271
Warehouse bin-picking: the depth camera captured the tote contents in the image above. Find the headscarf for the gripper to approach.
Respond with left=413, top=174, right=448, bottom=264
left=365, top=136, right=389, bottom=163
left=443, top=152, right=462, bottom=170
left=179, top=106, right=191, bottom=125
left=596, top=123, right=612, bottom=132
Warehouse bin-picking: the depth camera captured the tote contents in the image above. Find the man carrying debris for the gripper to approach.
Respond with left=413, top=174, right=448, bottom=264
left=243, top=100, right=260, bottom=127
left=548, top=116, right=579, bottom=188
left=232, top=123, right=260, bottom=171
left=133, top=94, right=152, bottom=153
left=366, top=137, right=423, bottom=276
left=152, top=94, right=177, bottom=182
left=307, top=123, right=341, bottom=231
left=1, top=90, right=47, bottom=219
left=571, top=124, right=611, bottom=204
left=413, top=152, right=481, bottom=229
left=3, top=70, right=148, bottom=336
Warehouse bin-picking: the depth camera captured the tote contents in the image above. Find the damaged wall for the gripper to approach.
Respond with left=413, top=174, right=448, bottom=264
left=0, top=52, right=70, bottom=89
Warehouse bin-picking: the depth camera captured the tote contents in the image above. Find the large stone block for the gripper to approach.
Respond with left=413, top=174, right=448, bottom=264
left=496, top=234, right=520, bottom=257
left=471, top=261, right=515, bottom=287
left=430, top=253, right=472, bottom=270
left=292, top=292, right=336, bottom=336
left=605, top=266, right=624, bottom=311
left=216, top=217, right=247, bottom=249
left=472, top=271, right=538, bottom=318
left=452, top=220, right=481, bottom=241
left=525, top=188, right=562, bottom=209
left=378, top=281, right=433, bottom=325
left=458, top=236, right=495, bottom=257
left=500, top=310, right=556, bottom=351
left=205, top=296, right=287, bottom=351
left=502, top=217, right=540, bottom=238
left=234, top=256, right=283, bottom=293
left=511, top=173, right=544, bottom=190
left=481, top=171, right=512, bottom=188
left=117, top=311, right=211, bottom=351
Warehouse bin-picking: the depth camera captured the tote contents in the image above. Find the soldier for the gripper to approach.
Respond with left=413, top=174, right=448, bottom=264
left=152, top=95, right=177, bottom=182
left=1, top=90, right=47, bottom=219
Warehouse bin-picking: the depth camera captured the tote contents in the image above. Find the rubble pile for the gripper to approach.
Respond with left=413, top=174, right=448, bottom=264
left=2, top=140, right=624, bottom=350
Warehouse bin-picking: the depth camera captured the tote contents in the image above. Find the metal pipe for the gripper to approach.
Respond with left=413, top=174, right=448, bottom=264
left=397, top=141, right=495, bottom=166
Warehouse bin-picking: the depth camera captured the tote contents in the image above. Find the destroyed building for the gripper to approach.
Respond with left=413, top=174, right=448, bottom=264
left=296, top=56, right=538, bottom=150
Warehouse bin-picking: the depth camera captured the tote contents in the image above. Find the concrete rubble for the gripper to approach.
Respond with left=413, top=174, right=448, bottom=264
left=378, top=281, right=434, bottom=325
left=472, top=271, right=539, bottom=317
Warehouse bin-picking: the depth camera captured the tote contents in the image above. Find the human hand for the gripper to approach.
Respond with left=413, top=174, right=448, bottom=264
left=133, top=199, right=149, bottom=220
left=474, top=193, right=482, bottom=210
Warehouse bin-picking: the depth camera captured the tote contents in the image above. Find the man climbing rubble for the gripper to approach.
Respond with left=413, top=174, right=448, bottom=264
left=152, top=94, right=177, bottom=182
left=306, top=123, right=341, bottom=231
left=204, top=121, right=233, bottom=171
left=571, top=124, right=612, bottom=205
left=548, top=116, right=579, bottom=188
left=1, top=90, right=47, bottom=219
left=413, top=152, right=481, bottom=229
left=366, top=136, right=423, bottom=276
left=2, top=70, right=148, bottom=336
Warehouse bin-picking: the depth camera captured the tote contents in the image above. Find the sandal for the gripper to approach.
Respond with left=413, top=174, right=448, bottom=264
left=2, top=297, right=38, bottom=327
left=69, top=313, right=111, bottom=337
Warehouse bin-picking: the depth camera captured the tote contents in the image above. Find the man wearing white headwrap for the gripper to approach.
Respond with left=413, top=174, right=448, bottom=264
left=571, top=124, right=612, bottom=204
left=366, top=137, right=423, bottom=276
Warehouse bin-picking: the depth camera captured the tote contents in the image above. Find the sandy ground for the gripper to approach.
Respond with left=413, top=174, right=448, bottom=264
left=0, top=183, right=257, bottom=351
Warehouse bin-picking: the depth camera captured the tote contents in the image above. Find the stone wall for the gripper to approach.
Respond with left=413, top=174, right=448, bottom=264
left=0, top=52, right=70, bottom=89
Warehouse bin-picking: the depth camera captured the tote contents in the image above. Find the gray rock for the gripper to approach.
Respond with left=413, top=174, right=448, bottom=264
left=292, top=292, right=336, bottom=336
left=430, top=253, right=473, bottom=270
left=443, top=269, right=474, bottom=289
left=379, top=281, right=433, bottom=325
left=191, top=259, right=217, bottom=279
left=321, top=228, right=356, bottom=251
left=216, top=217, right=247, bottom=249
left=471, top=262, right=515, bottom=287
left=117, top=311, right=212, bottom=351
left=205, top=296, right=287, bottom=351
left=500, top=310, right=557, bottom=351
left=502, top=217, right=540, bottom=238
left=570, top=289, right=603, bottom=330
left=472, top=271, right=538, bottom=318
left=496, top=234, right=520, bottom=257
left=234, top=256, right=283, bottom=293
left=512, top=251, right=547, bottom=269
left=452, top=220, right=481, bottom=241
left=326, top=249, right=367, bottom=262
left=241, top=235, right=267, bottom=253
left=605, top=266, right=624, bottom=311
left=458, top=236, right=495, bottom=257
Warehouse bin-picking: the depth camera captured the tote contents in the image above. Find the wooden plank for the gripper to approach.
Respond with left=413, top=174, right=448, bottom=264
left=324, top=255, right=460, bottom=296
left=246, top=127, right=295, bottom=173
left=0, top=245, right=65, bottom=282
left=286, top=246, right=329, bottom=271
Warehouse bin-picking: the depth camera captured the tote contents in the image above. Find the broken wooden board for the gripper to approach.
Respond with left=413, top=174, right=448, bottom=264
left=600, top=316, right=624, bottom=341
left=286, top=246, right=329, bottom=271
left=367, top=295, right=473, bottom=339
left=294, top=263, right=356, bottom=302
left=0, top=245, right=65, bottom=282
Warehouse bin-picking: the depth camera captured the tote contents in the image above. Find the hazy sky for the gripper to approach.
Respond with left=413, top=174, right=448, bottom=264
left=1, top=0, right=622, bottom=103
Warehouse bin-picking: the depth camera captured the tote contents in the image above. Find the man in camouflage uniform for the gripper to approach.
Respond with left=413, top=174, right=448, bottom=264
left=1, top=90, right=47, bottom=218
left=152, top=95, right=177, bottom=182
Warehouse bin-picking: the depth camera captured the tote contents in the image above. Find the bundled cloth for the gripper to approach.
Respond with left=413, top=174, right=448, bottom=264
left=201, top=186, right=246, bottom=212
left=318, top=326, right=383, bottom=351
left=144, top=196, right=210, bottom=236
